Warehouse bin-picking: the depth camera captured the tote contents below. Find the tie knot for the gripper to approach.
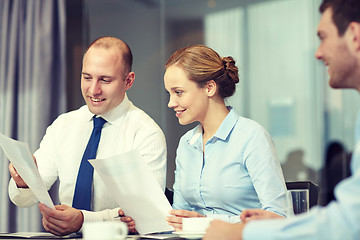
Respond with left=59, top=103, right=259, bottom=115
left=93, top=117, right=107, bottom=129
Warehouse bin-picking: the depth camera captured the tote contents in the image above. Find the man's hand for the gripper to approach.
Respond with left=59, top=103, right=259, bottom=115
left=8, top=155, right=37, bottom=188
left=38, top=203, right=83, bottom=236
left=118, top=209, right=137, bottom=234
left=166, top=209, right=204, bottom=231
left=203, top=220, right=244, bottom=240
left=240, top=209, right=284, bottom=223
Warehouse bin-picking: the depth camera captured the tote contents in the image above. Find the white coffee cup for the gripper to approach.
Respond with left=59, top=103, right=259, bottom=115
left=83, top=221, right=128, bottom=240
left=182, top=217, right=212, bottom=233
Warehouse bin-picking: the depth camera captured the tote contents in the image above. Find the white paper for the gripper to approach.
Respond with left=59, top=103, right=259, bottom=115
left=0, top=133, right=55, bottom=209
left=89, top=151, right=174, bottom=235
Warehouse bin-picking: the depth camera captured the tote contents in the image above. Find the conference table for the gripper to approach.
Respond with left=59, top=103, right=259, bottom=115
left=0, top=232, right=195, bottom=240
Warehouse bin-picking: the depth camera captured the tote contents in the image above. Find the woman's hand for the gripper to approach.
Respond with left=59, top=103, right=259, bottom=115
left=166, top=209, right=204, bottom=231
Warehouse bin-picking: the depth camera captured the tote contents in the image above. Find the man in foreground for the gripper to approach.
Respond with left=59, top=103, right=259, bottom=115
left=203, top=0, right=360, bottom=239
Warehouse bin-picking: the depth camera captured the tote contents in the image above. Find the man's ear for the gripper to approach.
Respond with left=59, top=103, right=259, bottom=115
left=124, top=72, right=135, bottom=90
left=348, top=22, right=360, bottom=52
left=204, top=80, right=217, bottom=97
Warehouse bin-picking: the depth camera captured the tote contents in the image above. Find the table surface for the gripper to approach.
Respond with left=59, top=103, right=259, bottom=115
left=0, top=232, right=193, bottom=240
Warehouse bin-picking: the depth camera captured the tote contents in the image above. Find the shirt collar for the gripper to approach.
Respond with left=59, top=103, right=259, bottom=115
left=188, top=106, right=239, bottom=145
left=213, top=106, right=239, bottom=141
left=84, top=94, right=131, bottom=127
left=189, top=125, right=203, bottom=145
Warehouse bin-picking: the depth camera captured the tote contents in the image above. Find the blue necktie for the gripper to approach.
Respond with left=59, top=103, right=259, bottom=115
left=72, top=116, right=107, bottom=210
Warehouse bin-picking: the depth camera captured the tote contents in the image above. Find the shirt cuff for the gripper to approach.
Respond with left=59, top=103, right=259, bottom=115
left=8, top=178, right=38, bottom=207
left=80, top=207, right=121, bottom=232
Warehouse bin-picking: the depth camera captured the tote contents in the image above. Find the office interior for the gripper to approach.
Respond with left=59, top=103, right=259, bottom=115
left=0, top=0, right=358, bottom=233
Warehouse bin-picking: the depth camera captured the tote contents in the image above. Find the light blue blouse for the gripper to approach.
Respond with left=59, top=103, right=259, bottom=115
left=172, top=107, right=288, bottom=222
left=244, top=112, right=360, bottom=240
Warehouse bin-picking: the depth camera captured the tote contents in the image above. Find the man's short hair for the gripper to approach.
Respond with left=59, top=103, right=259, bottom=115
left=320, top=0, right=360, bottom=36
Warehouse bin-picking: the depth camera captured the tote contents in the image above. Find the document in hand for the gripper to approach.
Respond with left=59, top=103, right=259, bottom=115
left=89, top=151, right=174, bottom=235
left=0, top=133, right=55, bottom=209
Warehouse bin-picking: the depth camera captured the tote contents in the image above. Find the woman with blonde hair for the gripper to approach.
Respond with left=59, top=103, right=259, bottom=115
left=164, top=45, right=288, bottom=231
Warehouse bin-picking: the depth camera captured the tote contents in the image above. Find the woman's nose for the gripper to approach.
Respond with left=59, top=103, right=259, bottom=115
left=168, top=95, right=177, bottom=109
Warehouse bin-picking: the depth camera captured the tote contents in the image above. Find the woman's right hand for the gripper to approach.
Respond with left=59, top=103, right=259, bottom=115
left=167, top=209, right=204, bottom=231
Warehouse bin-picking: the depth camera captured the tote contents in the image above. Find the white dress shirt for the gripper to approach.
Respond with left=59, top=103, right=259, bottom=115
left=8, top=94, right=167, bottom=225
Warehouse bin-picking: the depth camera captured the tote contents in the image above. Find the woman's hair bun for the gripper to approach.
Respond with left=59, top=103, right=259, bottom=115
left=222, top=56, right=239, bottom=84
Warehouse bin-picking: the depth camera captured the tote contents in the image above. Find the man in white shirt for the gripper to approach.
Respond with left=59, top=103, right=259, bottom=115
left=8, top=37, right=167, bottom=236
left=203, top=0, right=360, bottom=239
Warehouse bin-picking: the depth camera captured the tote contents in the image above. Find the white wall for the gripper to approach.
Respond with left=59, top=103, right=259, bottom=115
left=86, top=1, right=164, bottom=126
left=246, top=0, right=324, bottom=171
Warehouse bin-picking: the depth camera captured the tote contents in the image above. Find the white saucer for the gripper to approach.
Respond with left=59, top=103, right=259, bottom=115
left=173, top=231, right=205, bottom=239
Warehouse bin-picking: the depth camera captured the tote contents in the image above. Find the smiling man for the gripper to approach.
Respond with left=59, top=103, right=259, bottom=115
left=8, top=37, right=167, bottom=236
left=203, top=0, right=360, bottom=239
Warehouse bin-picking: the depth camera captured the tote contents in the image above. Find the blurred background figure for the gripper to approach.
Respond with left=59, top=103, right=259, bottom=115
left=319, top=141, right=351, bottom=206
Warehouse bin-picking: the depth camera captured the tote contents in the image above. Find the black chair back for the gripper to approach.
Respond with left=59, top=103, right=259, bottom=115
left=286, top=181, right=319, bottom=209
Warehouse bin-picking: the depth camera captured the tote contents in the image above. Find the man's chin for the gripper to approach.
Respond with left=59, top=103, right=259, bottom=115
left=87, top=106, right=106, bottom=116
left=329, top=78, right=342, bottom=89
